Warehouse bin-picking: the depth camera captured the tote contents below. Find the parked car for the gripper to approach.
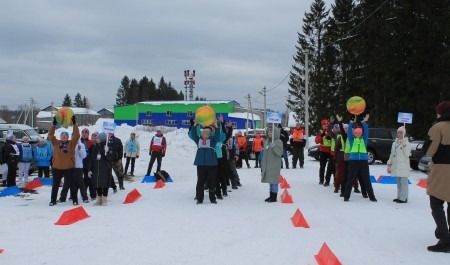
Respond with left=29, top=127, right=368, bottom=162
left=418, top=156, right=431, bottom=174
left=308, top=144, right=320, bottom=161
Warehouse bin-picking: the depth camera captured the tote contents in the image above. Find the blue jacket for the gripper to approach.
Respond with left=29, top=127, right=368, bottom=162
left=189, top=124, right=222, bottom=166
left=19, top=144, right=33, bottom=162
left=348, top=121, right=369, bottom=161
left=34, top=144, right=52, bottom=167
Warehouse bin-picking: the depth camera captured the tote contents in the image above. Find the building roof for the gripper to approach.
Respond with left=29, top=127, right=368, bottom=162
left=228, top=112, right=261, bottom=120
left=137, top=100, right=234, bottom=105
left=36, top=107, right=100, bottom=118
left=0, top=117, right=6, bottom=124
left=98, top=108, right=114, bottom=114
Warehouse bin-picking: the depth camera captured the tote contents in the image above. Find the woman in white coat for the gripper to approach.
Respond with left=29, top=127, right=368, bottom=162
left=387, top=126, right=411, bottom=203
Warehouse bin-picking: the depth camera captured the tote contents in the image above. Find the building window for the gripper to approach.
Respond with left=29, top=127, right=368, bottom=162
left=231, top=122, right=237, bottom=128
left=146, top=111, right=152, bottom=116
left=166, top=111, right=173, bottom=117
left=165, top=120, right=177, bottom=125
left=187, top=111, right=193, bottom=117
left=142, top=120, right=153, bottom=125
left=182, top=120, right=191, bottom=125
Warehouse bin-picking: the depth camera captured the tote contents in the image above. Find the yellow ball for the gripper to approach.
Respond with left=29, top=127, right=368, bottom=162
left=195, top=106, right=216, bottom=127
left=346, top=96, right=366, bottom=115
left=55, top=107, right=74, bottom=127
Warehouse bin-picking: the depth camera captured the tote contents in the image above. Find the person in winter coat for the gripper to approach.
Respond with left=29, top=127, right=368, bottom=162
left=387, top=126, right=411, bottom=203
left=89, top=132, right=114, bottom=206
left=2, top=135, right=20, bottom=187
left=315, top=119, right=333, bottom=185
left=236, top=131, right=250, bottom=169
left=17, top=136, right=33, bottom=186
left=189, top=119, right=222, bottom=204
left=81, top=128, right=96, bottom=200
left=124, top=132, right=140, bottom=176
left=34, top=138, right=52, bottom=178
left=108, top=133, right=125, bottom=190
left=343, top=114, right=377, bottom=202
left=252, top=132, right=264, bottom=168
left=291, top=123, right=305, bottom=168
left=261, top=127, right=283, bottom=202
left=48, top=116, right=80, bottom=206
left=225, top=123, right=241, bottom=189
left=58, top=140, right=89, bottom=204
left=146, top=129, right=167, bottom=176
left=423, top=101, right=450, bottom=253
left=278, top=124, right=289, bottom=169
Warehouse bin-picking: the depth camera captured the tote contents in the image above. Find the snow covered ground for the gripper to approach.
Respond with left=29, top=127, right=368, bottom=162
left=0, top=123, right=448, bottom=265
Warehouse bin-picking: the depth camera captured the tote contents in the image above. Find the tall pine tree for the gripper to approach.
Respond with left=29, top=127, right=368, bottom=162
left=74, top=93, right=83, bottom=107
left=116, top=76, right=130, bottom=106
left=62, top=94, right=72, bottom=107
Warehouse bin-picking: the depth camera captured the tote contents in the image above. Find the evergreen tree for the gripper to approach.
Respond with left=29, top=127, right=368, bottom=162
left=138, top=76, right=151, bottom=101
left=82, top=96, right=89, bottom=108
left=116, top=76, right=130, bottom=106
left=128, top=79, right=139, bottom=104
left=74, top=93, right=84, bottom=107
left=62, top=94, right=72, bottom=107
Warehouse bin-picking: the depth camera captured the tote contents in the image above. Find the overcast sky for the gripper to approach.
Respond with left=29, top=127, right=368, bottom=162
left=0, top=0, right=328, bottom=112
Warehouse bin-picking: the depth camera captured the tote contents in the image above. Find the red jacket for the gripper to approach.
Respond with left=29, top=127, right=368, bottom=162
left=315, top=130, right=331, bottom=153
left=252, top=136, right=264, bottom=152
left=150, top=133, right=167, bottom=153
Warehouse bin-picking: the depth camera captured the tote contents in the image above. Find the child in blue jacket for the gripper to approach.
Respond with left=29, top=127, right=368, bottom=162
left=18, top=136, right=34, bottom=185
left=34, top=138, right=53, bottom=178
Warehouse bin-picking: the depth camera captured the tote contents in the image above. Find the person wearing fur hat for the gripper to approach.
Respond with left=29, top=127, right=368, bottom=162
left=17, top=136, right=33, bottom=186
left=423, top=101, right=450, bottom=252
left=261, top=127, right=283, bottom=202
left=48, top=116, right=80, bottom=206
left=1, top=134, right=20, bottom=187
left=315, top=119, right=333, bottom=185
left=343, top=114, right=377, bottom=202
left=89, top=132, right=114, bottom=206
left=387, top=126, right=411, bottom=203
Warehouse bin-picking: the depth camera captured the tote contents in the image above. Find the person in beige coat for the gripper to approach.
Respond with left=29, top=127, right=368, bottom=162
left=424, top=101, right=450, bottom=253
left=387, top=126, right=411, bottom=203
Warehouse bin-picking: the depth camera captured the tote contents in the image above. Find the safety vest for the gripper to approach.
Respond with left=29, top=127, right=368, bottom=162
left=350, top=138, right=367, bottom=154
left=333, top=134, right=344, bottom=152
left=322, top=135, right=332, bottom=147
left=344, top=138, right=351, bottom=154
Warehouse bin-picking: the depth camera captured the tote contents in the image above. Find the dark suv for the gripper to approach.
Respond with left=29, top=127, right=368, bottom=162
left=367, top=128, right=423, bottom=169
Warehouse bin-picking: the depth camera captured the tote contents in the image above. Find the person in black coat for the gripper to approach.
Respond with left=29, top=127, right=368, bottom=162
left=1, top=135, right=20, bottom=187
left=107, top=133, right=125, bottom=190
left=278, top=124, right=290, bottom=169
left=89, top=132, right=114, bottom=206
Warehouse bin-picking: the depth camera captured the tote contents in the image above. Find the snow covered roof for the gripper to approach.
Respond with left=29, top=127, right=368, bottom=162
left=138, top=100, right=233, bottom=105
left=0, top=117, right=6, bottom=124
left=228, top=112, right=261, bottom=120
left=36, top=107, right=100, bottom=118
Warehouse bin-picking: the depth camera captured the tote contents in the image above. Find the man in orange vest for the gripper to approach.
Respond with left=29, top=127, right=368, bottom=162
left=291, top=123, right=305, bottom=168
left=236, top=131, right=250, bottom=169
left=315, top=119, right=332, bottom=185
left=252, top=132, right=264, bottom=168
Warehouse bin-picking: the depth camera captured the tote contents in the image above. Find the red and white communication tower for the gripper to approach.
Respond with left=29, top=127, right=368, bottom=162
left=184, top=70, right=196, bottom=101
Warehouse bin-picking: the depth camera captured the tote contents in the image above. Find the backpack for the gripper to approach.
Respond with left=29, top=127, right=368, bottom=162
left=156, top=170, right=170, bottom=183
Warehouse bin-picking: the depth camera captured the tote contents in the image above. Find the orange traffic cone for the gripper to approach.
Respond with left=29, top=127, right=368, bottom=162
left=54, top=206, right=90, bottom=225
left=24, top=179, right=43, bottom=191
left=417, top=179, right=427, bottom=189
left=281, top=189, right=293, bottom=203
left=0, top=249, right=4, bottom=254
left=123, top=188, right=142, bottom=204
left=291, top=209, right=310, bottom=228
left=280, top=178, right=291, bottom=189
left=154, top=179, right=165, bottom=189
left=279, top=175, right=285, bottom=183
left=314, top=243, right=342, bottom=265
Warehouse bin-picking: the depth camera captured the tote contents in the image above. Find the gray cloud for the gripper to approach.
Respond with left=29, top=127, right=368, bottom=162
left=0, top=0, right=315, bottom=112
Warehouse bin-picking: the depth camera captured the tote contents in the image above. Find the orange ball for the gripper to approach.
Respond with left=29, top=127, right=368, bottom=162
left=55, top=107, right=74, bottom=127
left=195, top=106, right=216, bottom=127
left=346, top=96, right=366, bottom=115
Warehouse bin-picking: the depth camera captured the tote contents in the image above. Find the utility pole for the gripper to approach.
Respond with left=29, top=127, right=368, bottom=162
left=249, top=94, right=256, bottom=130
left=285, top=95, right=291, bottom=127
left=259, top=86, right=267, bottom=129
left=245, top=94, right=250, bottom=135
left=305, top=53, right=310, bottom=148
left=30, top=97, right=35, bottom=128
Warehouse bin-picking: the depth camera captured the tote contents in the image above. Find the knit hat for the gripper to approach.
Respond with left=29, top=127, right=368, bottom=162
left=354, top=128, right=363, bottom=134
left=333, top=124, right=339, bottom=129
left=397, top=126, right=406, bottom=135
left=91, top=132, right=98, bottom=138
left=436, top=101, right=450, bottom=115
left=277, top=124, right=283, bottom=129
left=60, top=131, right=69, bottom=138
left=97, top=132, right=107, bottom=142
left=81, top=128, right=89, bottom=133
left=6, top=134, right=15, bottom=141
left=321, top=119, right=329, bottom=126
left=343, top=124, right=349, bottom=130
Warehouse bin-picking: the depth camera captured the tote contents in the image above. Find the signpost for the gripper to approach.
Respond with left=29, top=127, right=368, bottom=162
left=266, top=112, right=282, bottom=142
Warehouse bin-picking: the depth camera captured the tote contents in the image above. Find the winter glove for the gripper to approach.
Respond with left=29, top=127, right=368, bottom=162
left=53, top=117, right=57, bottom=126
left=149, top=151, right=152, bottom=156
left=161, top=152, right=165, bottom=157
left=387, top=165, right=391, bottom=174
left=88, top=171, right=93, bottom=178
left=189, top=119, right=194, bottom=126
left=124, top=154, right=127, bottom=158
left=269, top=142, right=275, bottom=148
left=105, top=145, right=109, bottom=153
left=136, top=155, right=139, bottom=159
left=71, top=115, right=76, bottom=125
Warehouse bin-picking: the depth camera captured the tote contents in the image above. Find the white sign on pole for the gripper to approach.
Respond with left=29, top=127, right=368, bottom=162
left=266, top=112, right=282, bottom=124
left=397, top=112, right=413, bottom=124
left=103, top=121, right=117, bottom=133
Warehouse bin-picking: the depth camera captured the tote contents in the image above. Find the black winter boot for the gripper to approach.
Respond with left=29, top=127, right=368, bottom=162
left=264, top=192, right=271, bottom=202
left=268, top=192, right=278, bottom=203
